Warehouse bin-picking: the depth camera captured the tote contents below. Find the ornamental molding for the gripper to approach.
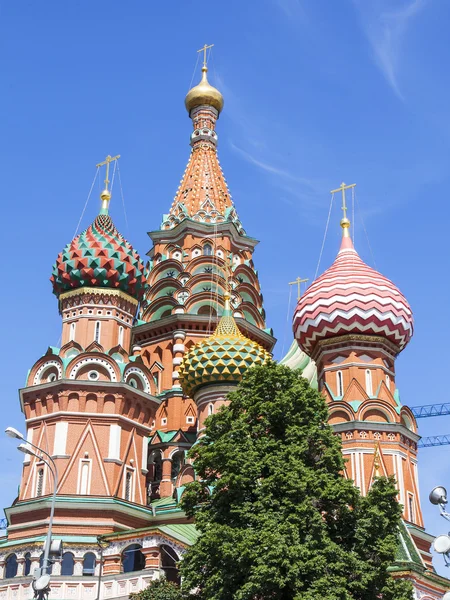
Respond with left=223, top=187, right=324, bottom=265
left=59, top=287, right=138, bottom=306
left=69, top=357, right=118, bottom=381
left=33, top=360, right=62, bottom=386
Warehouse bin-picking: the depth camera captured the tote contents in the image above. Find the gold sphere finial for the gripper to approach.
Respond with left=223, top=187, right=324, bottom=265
left=340, top=217, right=351, bottom=237
left=185, top=46, right=224, bottom=114
left=100, top=189, right=111, bottom=202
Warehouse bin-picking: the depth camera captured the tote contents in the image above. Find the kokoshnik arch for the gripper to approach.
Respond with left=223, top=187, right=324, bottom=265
left=0, top=49, right=448, bottom=600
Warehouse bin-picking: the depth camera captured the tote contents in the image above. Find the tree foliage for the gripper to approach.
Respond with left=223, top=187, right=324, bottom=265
left=129, top=577, right=182, bottom=600
left=180, top=361, right=413, bottom=600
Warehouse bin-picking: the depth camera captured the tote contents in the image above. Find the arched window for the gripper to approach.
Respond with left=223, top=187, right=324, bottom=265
left=208, top=403, right=214, bottom=415
left=171, top=451, right=185, bottom=481
left=385, top=374, right=390, bottom=388
left=118, top=326, right=124, bottom=346
left=122, top=544, right=145, bottom=573
left=336, top=371, right=344, bottom=397
left=203, top=243, right=213, bottom=256
left=148, top=450, right=162, bottom=482
left=5, top=554, right=18, bottom=578
left=365, top=369, right=373, bottom=396
left=70, top=322, right=76, bottom=341
left=82, top=552, right=96, bottom=576
left=39, top=554, right=53, bottom=574
left=161, top=545, right=180, bottom=584
left=36, top=467, right=44, bottom=497
left=94, top=321, right=101, bottom=344
left=24, top=553, right=31, bottom=576
left=61, top=552, right=74, bottom=576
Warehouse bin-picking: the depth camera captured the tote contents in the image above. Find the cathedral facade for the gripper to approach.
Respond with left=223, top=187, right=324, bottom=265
left=0, top=59, right=448, bottom=600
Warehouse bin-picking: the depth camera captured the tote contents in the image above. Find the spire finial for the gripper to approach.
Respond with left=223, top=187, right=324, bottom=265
left=289, top=276, right=309, bottom=301
left=331, top=182, right=356, bottom=238
left=198, top=43, right=214, bottom=70
left=96, top=154, right=120, bottom=214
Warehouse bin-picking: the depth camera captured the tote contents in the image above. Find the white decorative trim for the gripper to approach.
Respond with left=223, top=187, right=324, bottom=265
left=69, top=358, right=117, bottom=381
left=33, top=360, right=62, bottom=386
left=124, top=367, right=151, bottom=394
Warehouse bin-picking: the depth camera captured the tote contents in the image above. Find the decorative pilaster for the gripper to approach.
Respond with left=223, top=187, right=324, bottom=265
left=172, top=331, right=186, bottom=389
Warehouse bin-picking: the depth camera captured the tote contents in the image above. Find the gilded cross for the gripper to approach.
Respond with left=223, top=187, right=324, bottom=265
left=330, top=181, right=356, bottom=221
left=96, top=154, right=121, bottom=191
left=197, top=44, right=214, bottom=68
left=289, top=276, right=309, bottom=300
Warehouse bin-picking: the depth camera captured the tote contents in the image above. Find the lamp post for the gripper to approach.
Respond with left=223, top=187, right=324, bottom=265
left=5, top=427, right=58, bottom=580
left=429, top=485, right=450, bottom=599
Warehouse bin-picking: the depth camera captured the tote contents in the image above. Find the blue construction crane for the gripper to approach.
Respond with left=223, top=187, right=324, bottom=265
left=418, top=435, right=450, bottom=448
left=411, top=403, right=450, bottom=418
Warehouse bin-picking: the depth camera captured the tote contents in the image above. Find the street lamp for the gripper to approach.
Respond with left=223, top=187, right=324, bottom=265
left=6, top=427, right=58, bottom=596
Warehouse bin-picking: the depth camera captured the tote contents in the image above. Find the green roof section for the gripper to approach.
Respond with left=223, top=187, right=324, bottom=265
left=158, top=524, right=199, bottom=546
left=394, top=521, right=424, bottom=568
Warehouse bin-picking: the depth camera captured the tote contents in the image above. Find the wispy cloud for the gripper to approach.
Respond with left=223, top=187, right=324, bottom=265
left=355, top=0, right=428, bottom=100
left=230, top=142, right=317, bottom=190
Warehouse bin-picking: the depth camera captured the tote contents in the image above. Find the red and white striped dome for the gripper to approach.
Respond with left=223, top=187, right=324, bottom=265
left=293, top=235, right=413, bottom=356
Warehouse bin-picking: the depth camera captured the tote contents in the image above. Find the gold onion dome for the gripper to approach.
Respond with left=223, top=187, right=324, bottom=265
left=185, top=66, right=224, bottom=114
left=178, top=296, right=271, bottom=397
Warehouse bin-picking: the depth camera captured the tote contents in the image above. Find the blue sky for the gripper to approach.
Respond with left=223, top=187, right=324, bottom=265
left=1, top=0, right=450, bottom=575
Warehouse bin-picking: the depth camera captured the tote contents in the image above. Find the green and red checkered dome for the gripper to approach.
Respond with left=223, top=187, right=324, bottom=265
left=50, top=212, right=148, bottom=301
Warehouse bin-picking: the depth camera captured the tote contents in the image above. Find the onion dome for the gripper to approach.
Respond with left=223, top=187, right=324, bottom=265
left=179, top=295, right=271, bottom=396
left=293, top=219, right=413, bottom=357
left=51, top=189, right=148, bottom=302
left=185, top=65, right=224, bottom=114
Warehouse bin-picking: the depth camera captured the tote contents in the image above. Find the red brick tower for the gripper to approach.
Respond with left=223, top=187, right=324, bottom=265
left=292, top=183, right=430, bottom=560
left=133, top=58, right=275, bottom=499
left=4, top=168, right=161, bottom=573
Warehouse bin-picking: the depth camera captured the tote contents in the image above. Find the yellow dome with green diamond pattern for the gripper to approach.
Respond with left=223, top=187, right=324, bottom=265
left=179, top=294, right=271, bottom=397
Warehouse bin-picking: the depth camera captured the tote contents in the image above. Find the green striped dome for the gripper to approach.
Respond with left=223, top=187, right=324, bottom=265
left=179, top=301, right=271, bottom=397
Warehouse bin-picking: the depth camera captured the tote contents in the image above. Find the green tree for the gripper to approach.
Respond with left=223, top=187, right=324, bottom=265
left=180, top=362, right=413, bottom=600
left=129, top=577, right=182, bottom=600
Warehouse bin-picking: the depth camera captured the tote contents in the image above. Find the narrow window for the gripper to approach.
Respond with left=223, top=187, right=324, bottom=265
left=203, top=243, right=213, bottom=256
left=125, top=470, right=133, bottom=501
left=94, top=321, right=101, bottom=344
left=82, top=553, right=96, bottom=576
left=61, top=552, right=74, bottom=576
left=5, top=554, right=18, bottom=578
left=365, top=369, right=373, bottom=396
left=70, top=322, right=76, bottom=341
left=79, top=461, right=90, bottom=495
left=208, top=403, right=214, bottom=416
left=385, top=374, right=390, bottom=388
left=336, top=371, right=344, bottom=397
left=153, top=372, right=160, bottom=393
left=118, top=325, right=124, bottom=346
left=408, top=494, right=415, bottom=522
left=36, top=468, right=44, bottom=497
left=24, top=553, right=31, bottom=576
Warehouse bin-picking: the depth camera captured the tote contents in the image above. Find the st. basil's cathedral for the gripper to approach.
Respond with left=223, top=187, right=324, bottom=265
left=0, top=53, right=448, bottom=600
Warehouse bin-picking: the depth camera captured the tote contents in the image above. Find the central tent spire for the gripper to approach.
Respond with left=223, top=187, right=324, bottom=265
left=161, top=46, right=242, bottom=232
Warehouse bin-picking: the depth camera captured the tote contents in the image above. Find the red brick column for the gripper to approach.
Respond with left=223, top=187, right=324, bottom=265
left=102, top=553, right=121, bottom=575
left=159, top=456, right=173, bottom=498
left=142, top=546, right=160, bottom=570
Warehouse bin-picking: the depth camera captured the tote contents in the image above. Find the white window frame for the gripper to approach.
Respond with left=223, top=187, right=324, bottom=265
left=70, top=322, right=76, bottom=341
left=407, top=493, right=415, bottom=522
left=208, top=403, right=214, bottom=416
left=365, top=369, right=373, bottom=396
left=94, top=321, right=101, bottom=344
left=118, top=325, right=124, bottom=347
left=35, top=463, right=46, bottom=497
left=336, top=371, right=344, bottom=397
left=53, top=422, right=68, bottom=456
left=77, top=459, right=92, bottom=495
left=123, top=467, right=135, bottom=502
left=108, top=425, right=121, bottom=460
